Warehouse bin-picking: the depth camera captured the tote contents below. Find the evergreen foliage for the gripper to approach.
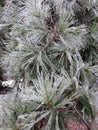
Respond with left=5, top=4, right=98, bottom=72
left=1, top=0, right=98, bottom=129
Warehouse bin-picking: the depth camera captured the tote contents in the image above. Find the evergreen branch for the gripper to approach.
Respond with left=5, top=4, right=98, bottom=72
left=42, top=16, right=57, bottom=51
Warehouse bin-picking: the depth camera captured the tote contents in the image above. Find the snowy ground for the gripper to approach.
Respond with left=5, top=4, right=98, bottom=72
left=2, top=80, right=14, bottom=88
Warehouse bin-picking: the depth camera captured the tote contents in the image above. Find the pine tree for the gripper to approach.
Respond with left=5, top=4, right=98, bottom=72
left=1, top=0, right=98, bottom=130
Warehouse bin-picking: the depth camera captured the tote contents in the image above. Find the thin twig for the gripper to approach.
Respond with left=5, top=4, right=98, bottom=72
left=42, top=25, right=57, bottom=51
left=58, top=103, right=91, bottom=130
left=58, top=104, right=72, bottom=112
left=71, top=103, right=91, bottom=130
left=42, top=15, right=57, bottom=51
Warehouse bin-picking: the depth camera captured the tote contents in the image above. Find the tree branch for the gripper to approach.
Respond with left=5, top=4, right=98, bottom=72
left=58, top=103, right=91, bottom=130
left=42, top=26, right=57, bottom=50
left=71, top=103, right=91, bottom=130
left=58, top=104, right=72, bottom=112
left=42, top=15, right=57, bottom=51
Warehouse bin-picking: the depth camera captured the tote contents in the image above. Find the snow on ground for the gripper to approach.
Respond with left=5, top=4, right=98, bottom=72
left=2, top=80, right=14, bottom=88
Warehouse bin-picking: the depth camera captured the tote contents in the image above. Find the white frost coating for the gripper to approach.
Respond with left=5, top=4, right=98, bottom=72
left=19, top=87, right=40, bottom=102
left=2, top=80, right=14, bottom=88
left=93, top=9, right=98, bottom=16
left=93, top=0, right=96, bottom=3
